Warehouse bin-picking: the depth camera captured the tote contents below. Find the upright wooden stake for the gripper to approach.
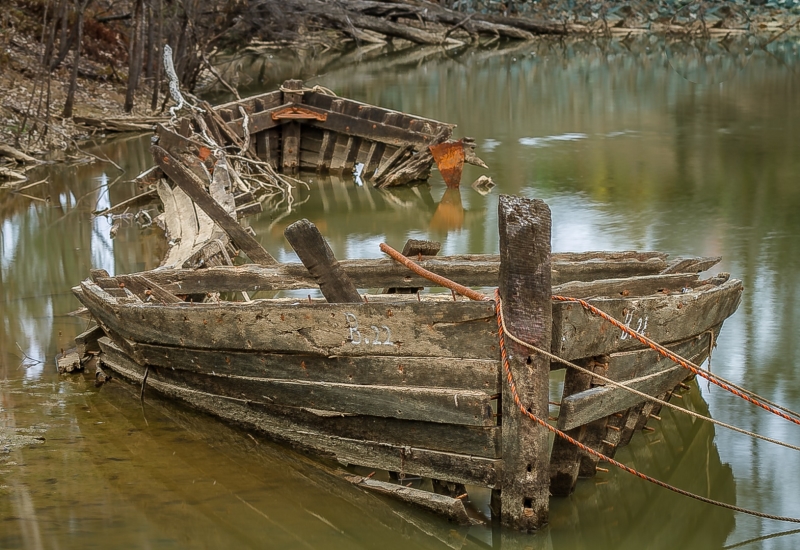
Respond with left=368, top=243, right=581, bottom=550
left=497, top=194, right=552, bottom=531
left=284, top=219, right=362, bottom=304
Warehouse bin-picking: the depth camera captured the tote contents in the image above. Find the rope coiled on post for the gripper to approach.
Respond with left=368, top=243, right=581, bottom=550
left=494, top=289, right=800, bottom=524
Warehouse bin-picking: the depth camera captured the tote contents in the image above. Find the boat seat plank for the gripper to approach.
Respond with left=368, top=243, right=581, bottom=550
left=132, top=254, right=714, bottom=296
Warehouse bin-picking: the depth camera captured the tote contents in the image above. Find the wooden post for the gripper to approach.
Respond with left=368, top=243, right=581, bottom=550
left=497, top=194, right=552, bottom=531
left=284, top=219, right=362, bottom=303
left=281, top=79, right=303, bottom=173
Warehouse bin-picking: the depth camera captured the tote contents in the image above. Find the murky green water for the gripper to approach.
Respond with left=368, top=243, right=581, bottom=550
left=3, top=36, right=800, bottom=548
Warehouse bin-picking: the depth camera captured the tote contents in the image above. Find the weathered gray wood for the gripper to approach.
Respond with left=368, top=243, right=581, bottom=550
left=347, top=476, right=472, bottom=525
left=78, top=281, right=499, bottom=359
left=157, top=180, right=200, bottom=268
left=281, top=80, right=303, bottom=172
left=135, top=343, right=500, bottom=393
left=553, top=279, right=742, bottom=361
left=120, top=253, right=690, bottom=296
left=75, top=325, right=106, bottom=357
left=152, top=145, right=277, bottom=266
left=144, top=367, right=495, bottom=426
left=661, top=256, right=721, bottom=274
left=98, top=338, right=500, bottom=487
left=114, top=274, right=182, bottom=304
left=234, top=201, right=263, bottom=217
left=552, top=273, right=700, bottom=299
left=549, top=357, right=595, bottom=497
left=284, top=219, right=362, bottom=303
left=318, top=129, right=336, bottom=171
left=558, top=332, right=713, bottom=430
left=498, top=195, right=551, bottom=531
left=253, top=99, right=271, bottom=163
left=242, top=397, right=502, bottom=458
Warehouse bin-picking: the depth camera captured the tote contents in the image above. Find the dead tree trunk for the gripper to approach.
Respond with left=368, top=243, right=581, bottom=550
left=62, top=0, right=89, bottom=118
left=124, top=0, right=146, bottom=113
left=150, top=0, right=163, bottom=111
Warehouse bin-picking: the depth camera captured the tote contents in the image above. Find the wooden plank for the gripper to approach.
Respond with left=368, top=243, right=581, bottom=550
left=553, top=279, right=742, bottom=361
left=98, top=338, right=500, bottom=487
left=253, top=98, right=271, bottom=163
left=284, top=219, right=362, bottom=303
left=548, top=357, right=595, bottom=497
left=558, top=332, right=713, bottom=430
left=75, top=325, right=105, bottom=357
left=248, top=400, right=502, bottom=459
left=497, top=195, right=551, bottom=530
left=662, top=256, right=721, bottom=274
left=133, top=254, right=691, bottom=296
left=553, top=273, right=700, bottom=299
left=145, top=367, right=495, bottom=426
left=317, top=130, right=336, bottom=171
left=347, top=476, right=472, bottom=525
left=281, top=80, right=304, bottom=172
left=115, top=274, right=182, bottom=304
left=78, top=281, right=499, bottom=359
left=135, top=343, right=500, bottom=392
left=151, top=144, right=277, bottom=266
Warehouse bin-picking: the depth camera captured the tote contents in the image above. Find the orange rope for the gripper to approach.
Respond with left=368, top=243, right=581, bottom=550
left=379, top=243, right=489, bottom=302
left=494, top=289, right=800, bottom=524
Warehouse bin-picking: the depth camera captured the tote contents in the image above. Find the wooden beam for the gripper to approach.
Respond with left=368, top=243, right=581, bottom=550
left=135, top=343, right=500, bottom=393
left=151, top=144, right=277, bottom=266
left=347, top=476, right=472, bottom=525
left=548, top=357, right=595, bottom=497
left=281, top=80, right=303, bottom=172
left=497, top=195, right=551, bottom=530
left=147, top=367, right=496, bottom=426
left=120, top=254, right=697, bottom=296
left=284, top=219, right=363, bottom=303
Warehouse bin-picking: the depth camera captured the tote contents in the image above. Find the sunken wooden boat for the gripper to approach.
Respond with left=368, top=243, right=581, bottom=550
left=152, top=79, right=483, bottom=190
left=72, top=193, right=742, bottom=530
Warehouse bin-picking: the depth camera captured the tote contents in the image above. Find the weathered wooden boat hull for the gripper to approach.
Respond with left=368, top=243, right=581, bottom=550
left=74, top=271, right=742, bottom=494
left=72, top=194, right=743, bottom=529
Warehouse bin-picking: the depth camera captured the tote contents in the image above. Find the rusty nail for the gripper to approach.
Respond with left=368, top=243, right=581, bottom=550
left=649, top=414, right=662, bottom=421
left=596, top=467, right=609, bottom=473
left=643, top=426, right=656, bottom=432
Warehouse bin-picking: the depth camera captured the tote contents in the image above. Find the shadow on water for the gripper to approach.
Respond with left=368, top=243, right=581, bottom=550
left=3, top=33, right=800, bottom=548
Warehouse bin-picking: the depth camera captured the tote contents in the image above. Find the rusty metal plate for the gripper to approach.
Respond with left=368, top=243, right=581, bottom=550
left=271, top=106, right=328, bottom=122
left=429, top=139, right=465, bottom=188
